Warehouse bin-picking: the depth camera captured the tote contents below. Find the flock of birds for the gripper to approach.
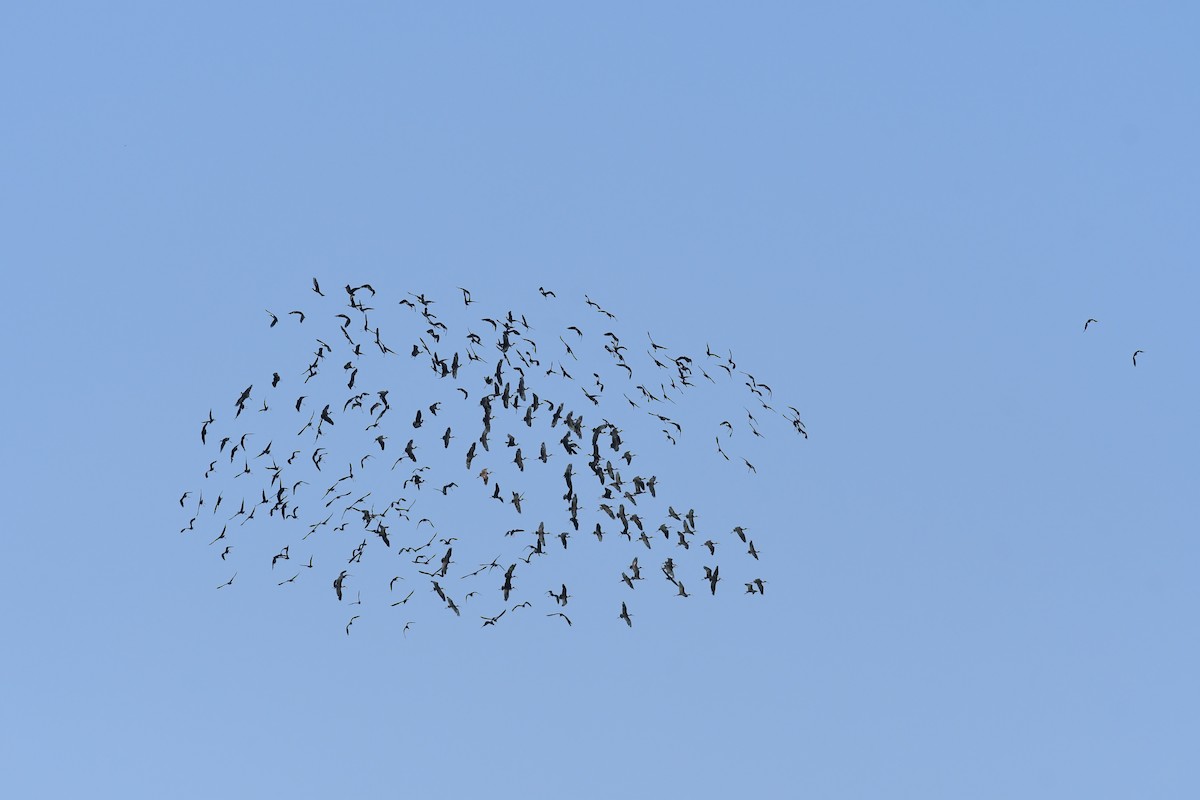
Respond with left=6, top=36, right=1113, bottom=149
left=180, top=280, right=807, bottom=635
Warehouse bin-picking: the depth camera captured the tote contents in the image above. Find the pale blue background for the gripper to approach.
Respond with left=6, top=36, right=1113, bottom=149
left=3, top=3, right=1199, bottom=797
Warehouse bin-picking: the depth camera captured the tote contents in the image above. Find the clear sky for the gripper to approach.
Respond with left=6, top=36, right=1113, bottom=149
left=3, top=3, right=1200, bottom=798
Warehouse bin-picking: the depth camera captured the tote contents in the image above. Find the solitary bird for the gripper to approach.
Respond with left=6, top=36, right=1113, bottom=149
left=1132, top=349, right=1144, bottom=366
left=1084, top=318, right=1098, bottom=331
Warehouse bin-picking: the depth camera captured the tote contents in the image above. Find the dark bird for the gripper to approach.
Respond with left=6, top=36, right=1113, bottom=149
left=346, top=616, right=360, bottom=635
left=501, top=564, right=516, bottom=601
left=547, top=612, right=572, bottom=626
left=217, top=572, right=237, bottom=589
left=1132, top=349, right=1144, bottom=366
left=539, top=287, right=556, bottom=298
left=549, top=583, right=570, bottom=606
left=619, top=602, right=633, bottom=627
left=289, top=310, right=305, bottom=323
left=312, top=277, right=325, bottom=296
left=703, top=565, right=720, bottom=595
left=333, top=570, right=348, bottom=601
left=481, top=610, right=506, bottom=627
left=267, top=310, right=278, bottom=327
left=1084, top=318, right=1097, bottom=331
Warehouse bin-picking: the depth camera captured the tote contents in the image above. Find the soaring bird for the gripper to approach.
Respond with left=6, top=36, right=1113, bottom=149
left=704, top=565, right=720, bottom=595
left=1084, top=318, right=1098, bottom=331
left=1132, top=349, right=1144, bottom=366
left=619, top=602, right=633, bottom=627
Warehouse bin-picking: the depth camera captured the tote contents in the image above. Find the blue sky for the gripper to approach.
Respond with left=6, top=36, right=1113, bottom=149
left=3, top=3, right=1200, bottom=797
